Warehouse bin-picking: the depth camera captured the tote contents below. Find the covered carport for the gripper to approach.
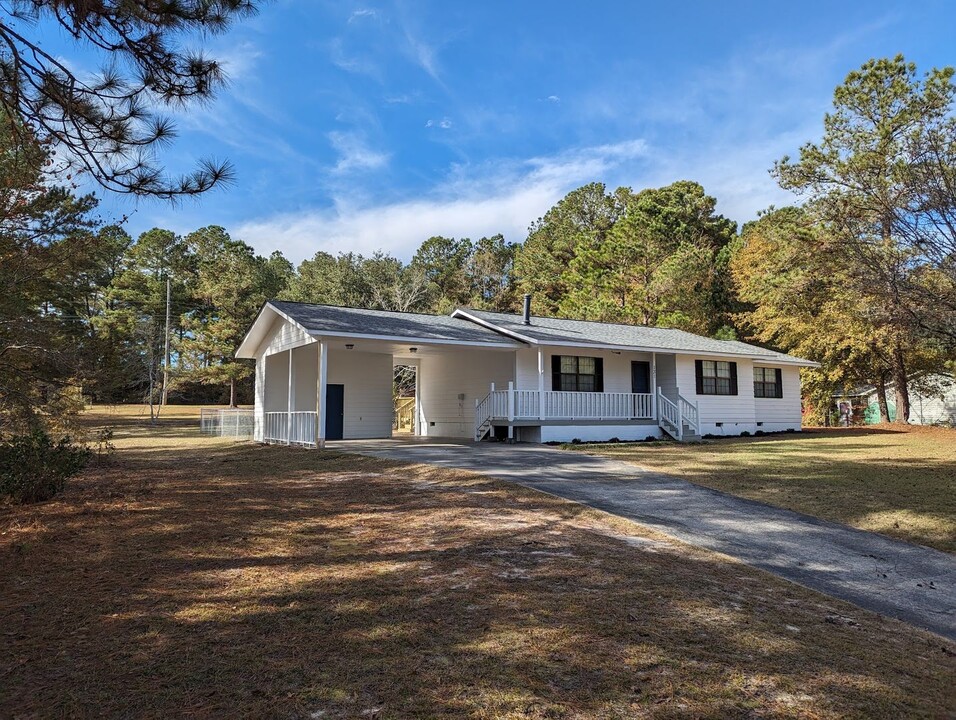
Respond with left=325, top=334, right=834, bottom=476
left=235, top=300, right=521, bottom=446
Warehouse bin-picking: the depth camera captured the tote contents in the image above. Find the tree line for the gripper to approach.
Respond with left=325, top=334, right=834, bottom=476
left=2, top=55, right=954, bottom=436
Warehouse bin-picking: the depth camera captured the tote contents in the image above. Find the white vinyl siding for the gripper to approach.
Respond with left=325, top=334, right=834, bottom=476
left=418, top=349, right=514, bottom=437
left=753, top=366, right=802, bottom=429
left=679, top=356, right=757, bottom=435
left=264, top=351, right=290, bottom=412
left=327, top=349, right=394, bottom=439
left=261, top=314, right=313, bottom=356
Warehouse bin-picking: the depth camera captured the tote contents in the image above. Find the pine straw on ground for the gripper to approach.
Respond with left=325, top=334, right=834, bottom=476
left=2, top=414, right=954, bottom=719
left=566, top=425, right=956, bottom=554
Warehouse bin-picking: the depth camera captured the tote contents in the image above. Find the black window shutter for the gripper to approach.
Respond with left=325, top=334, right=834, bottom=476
left=775, top=368, right=783, bottom=398
left=729, top=362, right=738, bottom=395
left=595, top=357, right=604, bottom=392
left=551, top=355, right=561, bottom=391
left=695, top=360, right=703, bottom=394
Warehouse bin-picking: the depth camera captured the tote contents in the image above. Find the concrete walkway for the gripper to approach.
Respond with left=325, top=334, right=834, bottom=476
left=330, top=437, right=956, bottom=641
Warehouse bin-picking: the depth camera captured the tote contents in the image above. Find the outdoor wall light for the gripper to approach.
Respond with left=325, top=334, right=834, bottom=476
left=345, top=343, right=354, bottom=350
left=409, top=347, right=418, bottom=353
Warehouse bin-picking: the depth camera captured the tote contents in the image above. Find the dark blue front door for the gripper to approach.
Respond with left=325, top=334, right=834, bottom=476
left=325, top=384, right=344, bottom=440
left=631, top=361, right=650, bottom=394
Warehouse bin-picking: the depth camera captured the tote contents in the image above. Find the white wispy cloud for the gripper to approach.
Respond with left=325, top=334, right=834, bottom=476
left=348, top=8, right=378, bottom=23
left=327, top=131, right=390, bottom=174
left=328, top=38, right=380, bottom=77
left=215, top=41, right=263, bottom=80
left=406, top=34, right=441, bottom=84
left=235, top=139, right=649, bottom=263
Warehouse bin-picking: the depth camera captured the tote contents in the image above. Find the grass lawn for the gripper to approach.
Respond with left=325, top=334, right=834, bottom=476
left=1, top=409, right=954, bottom=718
left=566, top=425, right=956, bottom=554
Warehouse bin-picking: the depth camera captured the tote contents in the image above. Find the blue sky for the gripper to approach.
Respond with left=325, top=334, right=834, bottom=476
left=36, top=1, right=956, bottom=263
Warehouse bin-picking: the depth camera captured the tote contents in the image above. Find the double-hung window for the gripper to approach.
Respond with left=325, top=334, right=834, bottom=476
left=753, top=367, right=783, bottom=398
left=695, top=360, right=738, bottom=396
left=552, top=355, right=603, bottom=392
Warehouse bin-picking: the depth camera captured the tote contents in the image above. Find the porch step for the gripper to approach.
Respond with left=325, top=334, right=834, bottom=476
left=475, top=420, right=492, bottom=441
left=658, top=419, right=701, bottom=443
left=682, top=425, right=701, bottom=441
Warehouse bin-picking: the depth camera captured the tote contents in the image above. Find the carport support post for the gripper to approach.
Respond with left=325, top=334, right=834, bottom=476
left=287, top=348, right=294, bottom=445
left=316, top=340, right=328, bottom=448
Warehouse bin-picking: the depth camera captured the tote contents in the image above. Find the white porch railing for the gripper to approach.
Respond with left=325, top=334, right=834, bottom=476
left=478, top=388, right=655, bottom=423
left=264, top=411, right=317, bottom=447
left=543, top=391, right=653, bottom=419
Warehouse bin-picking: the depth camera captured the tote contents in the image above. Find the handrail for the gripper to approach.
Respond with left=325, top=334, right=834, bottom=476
left=657, top=388, right=682, bottom=441
left=474, top=391, right=493, bottom=439
left=678, top=394, right=700, bottom=434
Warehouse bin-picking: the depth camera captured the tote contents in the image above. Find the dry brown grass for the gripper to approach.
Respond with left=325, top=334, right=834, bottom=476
left=568, top=425, right=956, bottom=554
left=1, top=410, right=954, bottom=718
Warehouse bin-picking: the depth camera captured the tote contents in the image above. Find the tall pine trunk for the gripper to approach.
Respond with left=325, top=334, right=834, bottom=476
left=875, top=377, right=890, bottom=423
left=229, top=377, right=236, bottom=408
left=890, top=344, right=910, bottom=423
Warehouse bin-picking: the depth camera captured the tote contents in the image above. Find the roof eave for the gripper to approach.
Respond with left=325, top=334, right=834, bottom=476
left=304, top=328, right=522, bottom=349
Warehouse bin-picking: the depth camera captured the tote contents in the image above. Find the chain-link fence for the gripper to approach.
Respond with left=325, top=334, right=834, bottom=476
left=200, top=408, right=254, bottom=439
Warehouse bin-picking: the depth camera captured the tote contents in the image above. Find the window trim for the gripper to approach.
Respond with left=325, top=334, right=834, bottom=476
left=551, top=355, right=604, bottom=393
left=753, top=366, right=783, bottom=399
left=694, top=359, right=738, bottom=396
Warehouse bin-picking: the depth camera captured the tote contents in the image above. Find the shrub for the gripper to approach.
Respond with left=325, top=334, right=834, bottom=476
left=608, top=437, right=620, bottom=444
left=571, top=438, right=582, bottom=444
left=739, top=431, right=752, bottom=437
left=754, top=430, right=765, bottom=437
left=0, top=429, right=91, bottom=503
left=93, top=427, right=115, bottom=462
left=645, top=435, right=658, bottom=442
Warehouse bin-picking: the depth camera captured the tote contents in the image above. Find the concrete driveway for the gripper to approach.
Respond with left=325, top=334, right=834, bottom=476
left=330, top=437, right=956, bottom=641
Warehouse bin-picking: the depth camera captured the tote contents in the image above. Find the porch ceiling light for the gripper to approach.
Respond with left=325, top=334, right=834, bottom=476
left=345, top=343, right=354, bottom=350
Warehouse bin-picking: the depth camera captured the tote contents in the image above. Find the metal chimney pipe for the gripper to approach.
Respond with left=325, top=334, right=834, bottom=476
left=523, top=294, right=532, bottom=325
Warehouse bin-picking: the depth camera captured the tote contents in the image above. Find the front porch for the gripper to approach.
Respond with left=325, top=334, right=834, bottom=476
left=474, top=384, right=701, bottom=442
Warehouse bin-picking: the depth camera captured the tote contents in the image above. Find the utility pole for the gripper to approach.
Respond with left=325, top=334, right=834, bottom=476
left=161, top=275, right=172, bottom=405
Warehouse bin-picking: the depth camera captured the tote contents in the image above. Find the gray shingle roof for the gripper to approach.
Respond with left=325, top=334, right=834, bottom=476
left=255, top=301, right=816, bottom=364
left=455, top=308, right=817, bottom=364
left=270, top=301, right=518, bottom=345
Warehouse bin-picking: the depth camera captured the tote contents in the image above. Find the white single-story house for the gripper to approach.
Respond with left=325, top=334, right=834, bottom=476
left=235, top=298, right=819, bottom=446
